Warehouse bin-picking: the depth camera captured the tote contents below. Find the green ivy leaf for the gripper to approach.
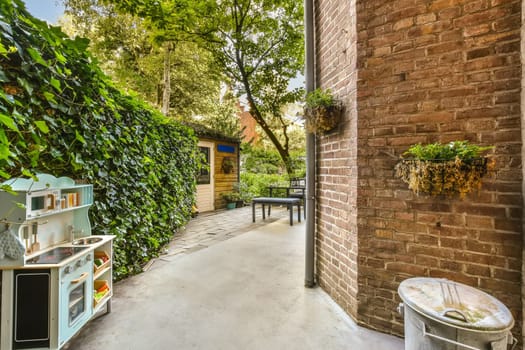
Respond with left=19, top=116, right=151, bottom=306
left=54, top=50, right=67, bottom=64
left=26, top=47, right=48, bottom=66
left=0, top=142, right=10, bottom=161
left=0, top=42, right=8, bottom=55
left=49, top=77, right=61, bottom=92
left=0, top=68, right=7, bottom=82
left=21, top=169, right=34, bottom=178
left=75, top=130, right=86, bottom=144
left=34, top=120, right=50, bottom=133
left=42, top=91, right=57, bottom=104
left=16, top=77, right=33, bottom=95
left=0, top=113, right=18, bottom=131
left=71, top=153, right=85, bottom=170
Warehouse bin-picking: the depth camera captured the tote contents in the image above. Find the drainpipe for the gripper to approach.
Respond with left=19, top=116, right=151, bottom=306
left=304, top=0, right=316, bottom=288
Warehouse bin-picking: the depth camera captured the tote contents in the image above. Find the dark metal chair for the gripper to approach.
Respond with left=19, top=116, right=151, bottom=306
left=288, top=178, right=305, bottom=218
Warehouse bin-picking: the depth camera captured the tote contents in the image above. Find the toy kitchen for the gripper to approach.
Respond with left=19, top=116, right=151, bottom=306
left=0, top=174, right=115, bottom=350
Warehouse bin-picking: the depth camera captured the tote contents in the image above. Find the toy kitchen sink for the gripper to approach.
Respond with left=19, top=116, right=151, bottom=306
left=0, top=174, right=115, bottom=350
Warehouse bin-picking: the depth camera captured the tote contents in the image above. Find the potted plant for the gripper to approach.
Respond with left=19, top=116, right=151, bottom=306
left=221, top=191, right=242, bottom=209
left=303, top=88, right=343, bottom=134
left=395, top=141, right=493, bottom=197
left=234, top=182, right=251, bottom=208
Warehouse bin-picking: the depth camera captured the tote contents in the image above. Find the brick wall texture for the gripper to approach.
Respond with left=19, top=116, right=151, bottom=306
left=314, top=0, right=523, bottom=342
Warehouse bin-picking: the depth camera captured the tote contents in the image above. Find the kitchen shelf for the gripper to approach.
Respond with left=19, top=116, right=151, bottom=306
left=92, top=241, right=113, bottom=317
left=93, top=280, right=110, bottom=309
left=94, top=266, right=111, bottom=280
left=26, top=204, right=92, bottom=220
left=93, top=251, right=110, bottom=274
left=93, top=292, right=111, bottom=311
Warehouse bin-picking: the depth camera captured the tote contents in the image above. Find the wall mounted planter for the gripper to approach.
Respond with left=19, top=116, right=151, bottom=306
left=395, top=157, right=489, bottom=197
left=303, top=88, right=343, bottom=134
left=304, top=105, right=343, bottom=134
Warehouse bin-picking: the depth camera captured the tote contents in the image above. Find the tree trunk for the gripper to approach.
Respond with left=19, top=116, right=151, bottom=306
left=240, top=82, right=293, bottom=175
left=247, top=98, right=293, bottom=175
left=161, top=42, right=173, bottom=116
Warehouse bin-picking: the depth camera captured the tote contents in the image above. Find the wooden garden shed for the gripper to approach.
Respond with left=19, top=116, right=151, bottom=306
left=189, top=123, right=241, bottom=212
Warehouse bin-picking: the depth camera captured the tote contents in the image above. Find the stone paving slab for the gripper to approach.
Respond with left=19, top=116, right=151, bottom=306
left=146, top=205, right=290, bottom=271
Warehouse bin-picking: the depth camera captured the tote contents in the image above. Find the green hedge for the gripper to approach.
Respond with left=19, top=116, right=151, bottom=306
left=0, top=0, right=199, bottom=279
left=240, top=173, right=288, bottom=198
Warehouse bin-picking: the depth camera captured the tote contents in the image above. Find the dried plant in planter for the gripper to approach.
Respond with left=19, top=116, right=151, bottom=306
left=304, top=88, right=343, bottom=134
left=395, top=141, right=493, bottom=197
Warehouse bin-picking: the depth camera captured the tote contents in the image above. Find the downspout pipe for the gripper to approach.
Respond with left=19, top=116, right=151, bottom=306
left=304, top=0, right=316, bottom=288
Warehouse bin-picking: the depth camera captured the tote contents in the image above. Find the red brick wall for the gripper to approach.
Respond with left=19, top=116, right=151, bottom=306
left=237, top=103, right=259, bottom=143
left=315, top=0, right=360, bottom=318
left=315, top=0, right=522, bottom=340
left=522, top=0, right=525, bottom=343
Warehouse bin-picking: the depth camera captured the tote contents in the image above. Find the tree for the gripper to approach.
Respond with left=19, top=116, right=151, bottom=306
left=194, top=89, right=243, bottom=139
left=107, top=0, right=305, bottom=175
left=61, top=0, right=223, bottom=118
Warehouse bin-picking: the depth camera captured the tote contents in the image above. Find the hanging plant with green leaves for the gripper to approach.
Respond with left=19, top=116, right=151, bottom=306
left=395, top=141, right=493, bottom=197
left=303, top=88, right=343, bottom=134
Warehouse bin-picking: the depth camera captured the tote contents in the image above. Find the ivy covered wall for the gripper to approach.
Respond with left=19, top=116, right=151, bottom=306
left=0, top=0, right=199, bottom=279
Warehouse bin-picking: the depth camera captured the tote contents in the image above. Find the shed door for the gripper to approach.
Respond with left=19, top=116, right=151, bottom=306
left=196, top=141, right=215, bottom=212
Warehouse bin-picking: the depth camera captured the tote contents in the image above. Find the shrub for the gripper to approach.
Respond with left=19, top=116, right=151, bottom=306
left=0, top=0, right=199, bottom=279
left=240, top=173, right=287, bottom=199
left=221, top=191, right=242, bottom=202
left=241, top=144, right=283, bottom=174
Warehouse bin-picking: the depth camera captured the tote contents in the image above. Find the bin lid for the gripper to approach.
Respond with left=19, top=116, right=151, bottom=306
left=398, top=277, right=514, bottom=331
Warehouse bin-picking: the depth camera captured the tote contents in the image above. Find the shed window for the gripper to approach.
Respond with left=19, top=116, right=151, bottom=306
left=197, top=146, right=211, bottom=185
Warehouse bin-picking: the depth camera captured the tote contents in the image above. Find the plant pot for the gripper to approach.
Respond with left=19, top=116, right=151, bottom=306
left=304, top=104, right=343, bottom=134
left=395, top=157, right=489, bottom=197
left=226, top=202, right=236, bottom=210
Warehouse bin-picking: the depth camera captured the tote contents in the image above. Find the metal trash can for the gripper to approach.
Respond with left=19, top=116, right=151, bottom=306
left=398, top=277, right=516, bottom=350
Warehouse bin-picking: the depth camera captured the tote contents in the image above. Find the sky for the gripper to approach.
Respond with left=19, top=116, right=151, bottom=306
left=23, top=0, right=65, bottom=24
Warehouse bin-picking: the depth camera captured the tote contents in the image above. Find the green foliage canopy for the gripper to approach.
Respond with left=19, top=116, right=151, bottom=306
left=107, top=0, right=305, bottom=175
left=61, top=0, right=223, bottom=118
left=0, top=0, right=199, bottom=279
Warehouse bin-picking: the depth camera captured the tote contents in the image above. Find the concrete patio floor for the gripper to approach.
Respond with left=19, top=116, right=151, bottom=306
left=65, top=207, right=404, bottom=350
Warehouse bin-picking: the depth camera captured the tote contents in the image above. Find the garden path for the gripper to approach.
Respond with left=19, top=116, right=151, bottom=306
left=64, top=206, right=404, bottom=350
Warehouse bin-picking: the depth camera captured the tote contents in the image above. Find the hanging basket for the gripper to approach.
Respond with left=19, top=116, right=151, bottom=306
left=304, top=104, right=342, bottom=134
left=221, top=156, right=235, bottom=174
left=395, top=157, right=489, bottom=197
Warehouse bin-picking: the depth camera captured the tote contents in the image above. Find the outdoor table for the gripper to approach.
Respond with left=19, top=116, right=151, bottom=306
left=252, top=197, right=301, bottom=226
left=267, top=185, right=306, bottom=218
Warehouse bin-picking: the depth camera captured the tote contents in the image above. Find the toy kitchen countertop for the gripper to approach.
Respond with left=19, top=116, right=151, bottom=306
left=21, top=235, right=115, bottom=268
